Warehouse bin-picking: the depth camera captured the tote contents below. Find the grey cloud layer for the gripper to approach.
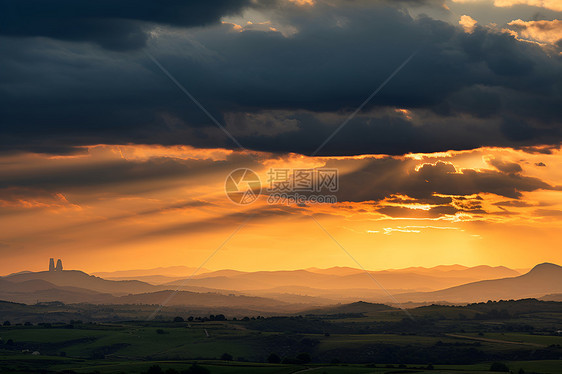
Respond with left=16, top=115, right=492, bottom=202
left=327, top=157, right=555, bottom=218
left=0, top=0, right=252, bottom=50
left=0, top=1, right=561, bottom=155
left=335, top=159, right=552, bottom=200
left=1, top=149, right=553, bottom=221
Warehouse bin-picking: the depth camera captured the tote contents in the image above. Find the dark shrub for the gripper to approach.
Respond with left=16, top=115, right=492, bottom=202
left=183, top=363, right=210, bottom=374
left=146, top=365, right=163, bottom=374
left=490, top=362, right=510, bottom=372
left=267, top=353, right=281, bottom=363
left=296, top=353, right=311, bottom=363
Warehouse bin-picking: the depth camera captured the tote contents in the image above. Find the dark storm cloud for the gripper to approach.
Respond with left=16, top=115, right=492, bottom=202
left=330, top=158, right=554, bottom=204
left=137, top=205, right=305, bottom=239
left=0, top=151, right=260, bottom=199
left=0, top=0, right=252, bottom=50
left=494, top=200, right=537, bottom=207
left=0, top=1, right=561, bottom=155
left=487, top=157, right=523, bottom=174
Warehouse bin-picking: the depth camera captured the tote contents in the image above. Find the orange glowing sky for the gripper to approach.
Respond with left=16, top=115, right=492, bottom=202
left=1, top=0, right=562, bottom=275
left=1, top=144, right=561, bottom=275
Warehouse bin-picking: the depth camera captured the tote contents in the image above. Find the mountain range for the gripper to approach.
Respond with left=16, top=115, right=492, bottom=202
left=93, top=266, right=210, bottom=285
left=395, top=263, right=562, bottom=303
left=1, top=263, right=560, bottom=312
left=163, top=265, right=521, bottom=292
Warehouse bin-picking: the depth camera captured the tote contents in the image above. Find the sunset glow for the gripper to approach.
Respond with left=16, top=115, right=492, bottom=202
left=2, top=144, right=561, bottom=274
left=1, top=1, right=562, bottom=372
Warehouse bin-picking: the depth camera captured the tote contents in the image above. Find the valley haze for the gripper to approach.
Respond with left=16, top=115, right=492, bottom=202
left=2, top=262, right=561, bottom=313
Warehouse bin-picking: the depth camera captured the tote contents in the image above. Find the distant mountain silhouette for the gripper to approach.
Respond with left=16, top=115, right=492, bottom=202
left=167, top=270, right=339, bottom=290
left=93, top=266, right=210, bottom=278
left=193, top=269, right=248, bottom=278
left=101, top=275, right=189, bottom=285
left=1, top=263, right=559, bottom=309
left=540, top=293, right=562, bottom=302
left=0, top=276, right=310, bottom=311
left=304, top=301, right=395, bottom=315
left=395, top=263, right=562, bottom=303
left=387, top=265, right=520, bottom=279
left=1, top=271, right=330, bottom=310
left=2, top=270, right=33, bottom=277
left=0, top=277, right=113, bottom=304
left=305, top=267, right=364, bottom=276
left=114, top=290, right=291, bottom=311
left=5, top=270, right=162, bottom=295
left=0, top=278, right=57, bottom=293
left=163, top=266, right=520, bottom=292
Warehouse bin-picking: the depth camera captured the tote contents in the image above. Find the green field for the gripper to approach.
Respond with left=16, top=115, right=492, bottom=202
left=1, top=354, right=562, bottom=374
left=1, top=299, right=561, bottom=373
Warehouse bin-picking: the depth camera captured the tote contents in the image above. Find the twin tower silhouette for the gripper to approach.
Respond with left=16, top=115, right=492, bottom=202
left=48, top=258, right=63, bottom=272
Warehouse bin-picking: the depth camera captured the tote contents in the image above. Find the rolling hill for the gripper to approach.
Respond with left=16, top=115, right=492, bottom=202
left=93, top=265, right=210, bottom=279
left=303, top=301, right=395, bottom=315
left=114, top=290, right=293, bottom=311
left=1, top=263, right=559, bottom=309
left=5, top=270, right=162, bottom=295
left=0, top=277, right=113, bottom=304
left=395, top=263, right=562, bottom=303
left=163, top=266, right=520, bottom=293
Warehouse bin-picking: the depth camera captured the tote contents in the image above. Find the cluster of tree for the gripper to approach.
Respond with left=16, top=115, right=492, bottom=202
left=0, top=321, right=32, bottom=327
left=169, top=314, right=275, bottom=323
left=238, top=316, right=266, bottom=321
left=490, top=362, right=510, bottom=372
left=172, top=314, right=227, bottom=323
left=0, top=338, right=15, bottom=346
left=468, top=299, right=561, bottom=316
left=474, top=309, right=512, bottom=320
left=143, top=363, right=210, bottom=374
left=266, top=352, right=311, bottom=364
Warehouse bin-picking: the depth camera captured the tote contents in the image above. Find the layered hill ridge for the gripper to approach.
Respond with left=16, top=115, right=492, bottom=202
left=5, top=270, right=162, bottom=295
left=164, top=265, right=521, bottom=292
left=93, top=266, right=210, bottom=279
left=0, top=263, right=559, bottom=310
left=394, top=263, right=562, bottom=303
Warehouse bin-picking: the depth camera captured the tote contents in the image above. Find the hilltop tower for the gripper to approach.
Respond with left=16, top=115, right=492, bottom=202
left=55, top=259, right=63, bottom=271
left=49, top=258, right=55, bottom=272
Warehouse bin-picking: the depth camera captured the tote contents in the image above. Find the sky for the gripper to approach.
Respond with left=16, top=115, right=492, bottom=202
left=1, top=0, right=561, bottom=274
